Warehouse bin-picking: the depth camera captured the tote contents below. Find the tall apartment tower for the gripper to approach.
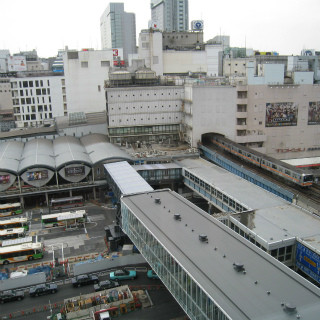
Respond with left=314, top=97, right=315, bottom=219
left=100, top=3, right=137, bottom=62
left=151, top=0, right=189, bottom=32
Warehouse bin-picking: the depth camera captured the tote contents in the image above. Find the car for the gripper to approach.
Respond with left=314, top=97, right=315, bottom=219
left=147, top=269, right=159, bottom=279
left=0, top=290, right=24, bottom=303
left=94, top=279, right=120, bottom=292
left=71, top=274, right=99, bottom=287
left=109, top=269, right=136, bottom=281
left=29, top=283, right=58, bottom=297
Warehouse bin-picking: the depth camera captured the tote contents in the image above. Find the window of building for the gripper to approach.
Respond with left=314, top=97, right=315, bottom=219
left=101, top=61, right=110, bottom=67
left=81, top=61, right=88, bottom=68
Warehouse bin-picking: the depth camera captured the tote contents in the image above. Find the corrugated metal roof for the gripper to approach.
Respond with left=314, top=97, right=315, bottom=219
left=104, top=161, right=153, bottom=195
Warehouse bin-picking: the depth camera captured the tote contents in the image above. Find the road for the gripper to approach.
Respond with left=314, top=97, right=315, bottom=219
left=0, top=271, right=187, bottom=320
left=2, top=203, right=117, bottom=270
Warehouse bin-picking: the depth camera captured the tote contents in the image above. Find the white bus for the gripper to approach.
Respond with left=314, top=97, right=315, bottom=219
left=0, top=242, right=44, bottom=265
left=41, top=210, right=87, bottom=228
left=0, top=228, right=26, bottom=245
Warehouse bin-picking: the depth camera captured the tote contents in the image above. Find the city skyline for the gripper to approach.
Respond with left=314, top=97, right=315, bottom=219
left=1, top=0, right=320, bottom=58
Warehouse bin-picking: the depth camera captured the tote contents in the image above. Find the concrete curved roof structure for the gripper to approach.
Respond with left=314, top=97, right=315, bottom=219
left=19, top=138, right=55, bottom=173
left=0, top=134, right=133, bottom=182
left=81, top=134, right=132, bottom=165
left=53, top=136, right=92, bottom=169
left=0, top=141, right=24, bottom=174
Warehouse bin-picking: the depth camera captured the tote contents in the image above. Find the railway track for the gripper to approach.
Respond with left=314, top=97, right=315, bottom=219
left=202, top=141, right=320, bottom=214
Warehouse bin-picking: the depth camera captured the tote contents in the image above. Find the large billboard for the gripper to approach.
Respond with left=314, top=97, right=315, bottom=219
left=308, top=101, right=320, bottom=125
left=26, top=170, right=48, bottom=181
left=65, top=166, right=85, bottom=177
left=265, top=102, right=298, bottom=127
left=0, top=175, right=10, bottom=184
left=8, top=56, right=27, bottom=72
left=296, top=242, right=320, bottom=284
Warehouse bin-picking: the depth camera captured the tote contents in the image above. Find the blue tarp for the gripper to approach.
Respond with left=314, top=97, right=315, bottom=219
left=0, top=272, right=9, bottom=280
left=27, top=266, right=51, bottom=276
left=74, top=255, right=104, bottom=266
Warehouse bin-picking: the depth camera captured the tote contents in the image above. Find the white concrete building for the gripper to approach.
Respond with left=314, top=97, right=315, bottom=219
left=10, top=75, right=65, bottom=128
left=138, top=30, right=224, bottom=76
left=100, top=3, right=137, bottom=62
left=105, top=84, right=184, bottom=144
left=62, top=49, right=113, bottom=114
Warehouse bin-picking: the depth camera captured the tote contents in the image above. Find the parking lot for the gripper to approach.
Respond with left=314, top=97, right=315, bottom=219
left=0, top=202, right=188, bottom=319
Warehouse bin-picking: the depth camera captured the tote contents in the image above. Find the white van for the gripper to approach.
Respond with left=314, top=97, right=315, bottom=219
left=99, top=311, right=111, bottom=320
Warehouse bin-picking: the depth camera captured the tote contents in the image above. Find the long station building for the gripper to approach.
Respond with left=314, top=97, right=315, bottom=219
left=103, top=160, right=320, bottom=320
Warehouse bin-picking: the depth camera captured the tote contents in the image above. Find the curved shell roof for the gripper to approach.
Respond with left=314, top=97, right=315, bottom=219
left=53, top=136, right=92, bottom=169
left=0, top=134, right=133, bottom=174
left=19, top=139, right=55, bottom=173
left=0, top=141, right=24, bottom=173
left=81, top=134, right=132, bottom=164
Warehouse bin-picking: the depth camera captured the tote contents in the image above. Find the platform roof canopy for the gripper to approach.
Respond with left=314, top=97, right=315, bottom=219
left=104, top=161, right=153, bottom=195
left=177, top=157, right=320, bottom=252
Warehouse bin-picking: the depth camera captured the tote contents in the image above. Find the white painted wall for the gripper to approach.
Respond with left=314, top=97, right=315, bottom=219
left=106, top=86, right=184, bottom=128
left=185, top=84, right=237, bottom=147
left=63, top=50, right=113, bottom=114
left=163, top=51, right=207, bottom=74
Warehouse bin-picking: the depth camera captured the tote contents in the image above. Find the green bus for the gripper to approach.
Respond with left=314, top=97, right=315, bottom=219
left=0, top=203, right=22, bottom=218
left=0, top=242, right=43, bottom=265
left=0, top=217, right=29, bottom=231
left=42, top=210, right=87, bottom=228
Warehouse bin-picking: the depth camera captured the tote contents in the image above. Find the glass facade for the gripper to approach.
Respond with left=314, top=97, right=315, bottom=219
left=108, top=124, right=180, bottom=144
left=138, top=168, right=182, bottom=182
left=183, top=169, right=249, bottom=213
left=122, top=204, right=231, bottom=320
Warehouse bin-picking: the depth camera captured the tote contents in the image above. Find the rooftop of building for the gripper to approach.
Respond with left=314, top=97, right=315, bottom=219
left=121, top=188, right=320, bottom=320
left=176, top=157, right=320, bottom=253
left=0, top=133, right=131, bottom=174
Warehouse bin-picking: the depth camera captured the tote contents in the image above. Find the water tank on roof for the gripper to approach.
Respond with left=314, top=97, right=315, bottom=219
left=135, top=69, right=156, bottom=80
left=109, top=70, right=132, bottom=81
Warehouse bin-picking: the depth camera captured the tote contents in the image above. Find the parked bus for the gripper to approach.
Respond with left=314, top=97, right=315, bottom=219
left=42, top=210, right=87, bottom=228
left=49, top=196, right=84, bottom=211
left=0, top=203, right=22, bottom=217
left=0, top=242, right=43, bottom=265
left=0, top=217, right=29, bottom=231
left=0, top=228, right=26, bottom=245
left=1, top=236, right=33, bottom=247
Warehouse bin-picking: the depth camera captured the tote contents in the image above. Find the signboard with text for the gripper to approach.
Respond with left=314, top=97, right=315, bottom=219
left=65, top=166, right=85, bottom=177
left=296, top=242, right=320, bottom=284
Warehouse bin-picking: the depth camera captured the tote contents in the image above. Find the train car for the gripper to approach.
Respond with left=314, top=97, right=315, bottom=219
left=211, top=135, right=313, bottom=188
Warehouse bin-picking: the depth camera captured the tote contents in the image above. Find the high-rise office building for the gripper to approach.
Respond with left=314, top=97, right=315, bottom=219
left=100, top=3, right=137, bottom=62
left=151, top=0, right=189, bottom=32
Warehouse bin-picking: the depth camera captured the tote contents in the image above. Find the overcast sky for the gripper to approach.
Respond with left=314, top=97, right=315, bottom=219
left=1, top=0, right=319, bottom=58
